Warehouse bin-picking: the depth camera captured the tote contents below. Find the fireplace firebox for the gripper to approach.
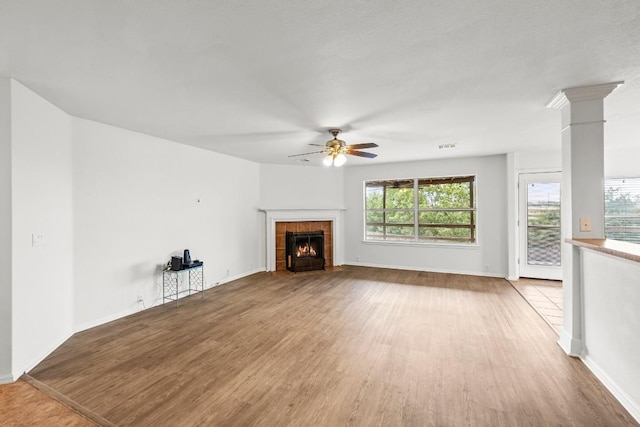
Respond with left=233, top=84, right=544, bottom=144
left=286, top=231, right=325, bottom=272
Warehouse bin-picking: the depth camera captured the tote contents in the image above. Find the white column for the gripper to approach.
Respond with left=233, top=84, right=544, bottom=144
left=547, top=81, right=623, bottom=356
left=0, top=77, right=12, bottom=382
left=506, top=153, right=518, bottom=280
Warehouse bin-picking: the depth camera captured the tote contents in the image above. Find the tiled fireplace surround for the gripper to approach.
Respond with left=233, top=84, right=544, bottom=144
left=262, top=209, right=345, bottom=272
left=276, top=221, right=332, bottom=271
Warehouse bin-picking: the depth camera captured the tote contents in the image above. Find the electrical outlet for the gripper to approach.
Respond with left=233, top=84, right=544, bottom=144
left=580, top=217, right=592, bottom=232
left=31, top=233, right=44, bottom=247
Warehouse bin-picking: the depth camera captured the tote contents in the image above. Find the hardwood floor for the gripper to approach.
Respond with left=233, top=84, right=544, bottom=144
left=27, top=266, right=636, bottom=426
left=0, top=378, right=94, bottom=426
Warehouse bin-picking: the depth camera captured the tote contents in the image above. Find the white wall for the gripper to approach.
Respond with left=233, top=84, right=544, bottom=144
left=0, top=78, right=12, bottom=382
left=343, top=155, right=508, bottom=277
left=10, top=80, right=74, bottom=377
left=514, top=149, right=561, bottom=171
left=512, top=147, right=640, bottom=179
left=259, top=164, right=344, bottom=209
left=605, top=146, right=640, bottom=178
left=580, top=249, right=640, bottom=421
left=72, top=118, right=262, bottom=330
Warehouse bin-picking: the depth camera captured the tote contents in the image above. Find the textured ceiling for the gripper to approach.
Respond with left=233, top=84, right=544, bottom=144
left=1, top=0, right=639, bottom=166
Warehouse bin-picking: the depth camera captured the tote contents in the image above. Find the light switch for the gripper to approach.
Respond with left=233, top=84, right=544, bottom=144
left=32, top=233, right=44, bottom=247
left=580, top=218, right=592, bottom=232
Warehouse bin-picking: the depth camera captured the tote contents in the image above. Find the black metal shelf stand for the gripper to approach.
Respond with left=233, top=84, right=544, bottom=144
left=162, top=264, right=204, bottom=307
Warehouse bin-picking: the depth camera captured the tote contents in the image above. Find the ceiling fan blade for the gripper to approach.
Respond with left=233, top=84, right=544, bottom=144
left=347, top=150, right=377, bottom=158
left=288, top=150, right=326, bottom=158
left=308, top=143, right=327, bottom=147
left=346, top=143, right=378, bottom=149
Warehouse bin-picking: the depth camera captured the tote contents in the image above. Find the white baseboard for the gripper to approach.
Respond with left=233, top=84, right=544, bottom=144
left=206, top=268, right=265, bottom=289
left=75, top=268, right=266, bottom=333
left=581, top=355, right=640, bottom=423
left=74, top=306, right=141, bottom=333
left=557, top=329, right=583, bottom=357
left=14, top=330, right=74, bottom=378
left=344, top=261, right=506, bottom=279
left=0, top=372, right=15, bottom=384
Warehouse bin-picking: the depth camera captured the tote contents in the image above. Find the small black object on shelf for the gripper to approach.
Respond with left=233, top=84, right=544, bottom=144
left=169, top=250, right=201, bottom=271
left=170, top=256, right=183, bottom=271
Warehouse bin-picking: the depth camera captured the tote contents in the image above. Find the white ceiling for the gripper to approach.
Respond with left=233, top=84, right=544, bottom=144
left=1, top=1, right=639, bottom=166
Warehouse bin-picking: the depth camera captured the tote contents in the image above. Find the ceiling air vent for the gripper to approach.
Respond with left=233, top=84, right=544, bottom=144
left=438, top=143, right=457, bottom=149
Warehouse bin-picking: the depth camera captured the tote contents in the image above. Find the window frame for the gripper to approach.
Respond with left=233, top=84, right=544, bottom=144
left=364, top=175, right=477, bottom=245
left=604, top=177, right=640, bottom=244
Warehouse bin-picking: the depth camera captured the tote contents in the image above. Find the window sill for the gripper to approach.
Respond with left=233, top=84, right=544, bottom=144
left=362, top=240, right=479, bottom=249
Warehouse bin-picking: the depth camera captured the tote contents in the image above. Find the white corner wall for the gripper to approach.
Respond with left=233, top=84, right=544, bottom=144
left=0, top=78, right=12, bottom=383
left=259, top=164, right=345, bottom=209
left=580, top=249, right=640, bottom=421
left=10, top=80, right=74, bottom=377
left=344, top=155, right=508, bottom=277
left=72, top=118, right=262, bottom=331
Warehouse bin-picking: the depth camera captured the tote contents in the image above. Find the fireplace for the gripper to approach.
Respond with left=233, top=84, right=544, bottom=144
left=262, top=209, right=343, bottom=271
left=274, top=220, right=333, bottom=272
left=286, top=231, right=325, bottom=272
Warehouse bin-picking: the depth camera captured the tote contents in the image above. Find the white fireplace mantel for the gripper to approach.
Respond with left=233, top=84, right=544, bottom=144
left=260, top=208, right=346, bottom=271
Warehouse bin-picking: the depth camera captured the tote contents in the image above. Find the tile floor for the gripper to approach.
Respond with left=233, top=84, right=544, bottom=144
left=509, top=278, right=563, bottom=332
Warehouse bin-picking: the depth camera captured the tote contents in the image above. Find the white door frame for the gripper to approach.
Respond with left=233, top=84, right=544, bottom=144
left=518, top=172, right=562, bottom=280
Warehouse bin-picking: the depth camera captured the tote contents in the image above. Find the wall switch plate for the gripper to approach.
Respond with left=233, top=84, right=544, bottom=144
left=580, top=217, right=592, bottom=232
left=31, top=233, right=44, bottom=247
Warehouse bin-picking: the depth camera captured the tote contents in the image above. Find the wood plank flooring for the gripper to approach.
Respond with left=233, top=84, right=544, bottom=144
left=28, top=266, right=636, bottom=426
left=0, top=378, right=94, bottom=426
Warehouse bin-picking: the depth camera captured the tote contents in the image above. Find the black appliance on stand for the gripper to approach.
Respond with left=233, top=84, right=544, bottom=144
left=169, top=249, right=201, bottom=271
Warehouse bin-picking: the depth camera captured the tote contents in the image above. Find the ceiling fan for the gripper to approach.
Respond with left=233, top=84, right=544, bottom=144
left=289, top=129, right=378, bottom=167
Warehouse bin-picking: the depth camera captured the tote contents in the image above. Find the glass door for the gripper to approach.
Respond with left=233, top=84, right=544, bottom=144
left=519, top=173, right=562, bottom=280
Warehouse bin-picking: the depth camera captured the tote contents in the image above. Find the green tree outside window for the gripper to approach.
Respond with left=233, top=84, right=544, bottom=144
left=365, top=176, right=476, bottom=243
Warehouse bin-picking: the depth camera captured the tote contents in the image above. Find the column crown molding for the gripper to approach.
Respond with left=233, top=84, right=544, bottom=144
left=546, top=81, right=624, bottom=110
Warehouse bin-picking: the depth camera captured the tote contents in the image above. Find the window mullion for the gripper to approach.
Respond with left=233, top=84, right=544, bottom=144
left=383, top=184, right=387, bottom=240
left=414, top=179, right=419, bottom=242
left=469, top=180, right=475, bottom=242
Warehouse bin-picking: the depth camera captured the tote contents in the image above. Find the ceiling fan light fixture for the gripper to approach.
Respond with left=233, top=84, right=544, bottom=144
left=334, top=153, right=347, bottom=167
left=289, top=128, right=378, bottom=165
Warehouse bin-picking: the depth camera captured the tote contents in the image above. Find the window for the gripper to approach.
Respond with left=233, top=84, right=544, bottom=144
left=605, top=178, right=640, bottom=244
left=365, top=175, right=476, bottom=244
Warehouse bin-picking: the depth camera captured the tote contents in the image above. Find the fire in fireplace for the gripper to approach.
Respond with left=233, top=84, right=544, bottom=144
left=296, top=243, right=317, bottom=257
left=286, top=231, right=325, bottom=272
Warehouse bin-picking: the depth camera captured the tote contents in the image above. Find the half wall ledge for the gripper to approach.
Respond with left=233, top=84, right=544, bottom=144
left=565, top=238, right=640, bottom=264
